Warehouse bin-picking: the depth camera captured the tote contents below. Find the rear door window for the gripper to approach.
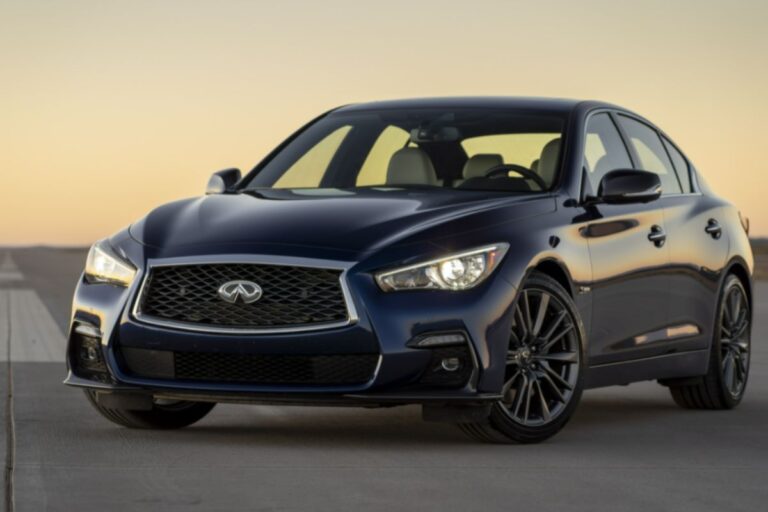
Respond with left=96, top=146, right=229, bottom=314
left=617, top=116, right=683, bottom=195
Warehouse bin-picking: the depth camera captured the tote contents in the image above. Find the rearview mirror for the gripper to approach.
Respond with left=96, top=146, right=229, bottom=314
left=206, top=168, right=241, bottom=195
left=595, top=169, right=661, bottom=205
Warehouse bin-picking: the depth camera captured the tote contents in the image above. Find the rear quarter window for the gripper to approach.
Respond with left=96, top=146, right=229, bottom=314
left=662, top=137, right=693, bottom=193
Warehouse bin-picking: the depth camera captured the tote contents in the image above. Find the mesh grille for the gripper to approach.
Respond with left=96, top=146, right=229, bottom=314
left=121, top=348, right=379, bottom=385
left=175, top=352, right=378, bottom=385
left=138, top=263, right=348, bottom=328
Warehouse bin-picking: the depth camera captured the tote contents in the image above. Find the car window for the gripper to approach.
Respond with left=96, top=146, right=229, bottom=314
left=662, top=137, right=692, bottom=193
left=273, top=126, right=353, bottom=188
left=617, top=116, right=682, bottom=195
left=244, top=109, right=566, bottom=193
left=462, top=134, right=560, bottom=169
left=583, top=113, right=632, bottom=193
left=356, top=126, right=411, bottom=186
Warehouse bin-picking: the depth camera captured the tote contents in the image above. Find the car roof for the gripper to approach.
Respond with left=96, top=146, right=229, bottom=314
left=334, top=97, right=622, bottom=115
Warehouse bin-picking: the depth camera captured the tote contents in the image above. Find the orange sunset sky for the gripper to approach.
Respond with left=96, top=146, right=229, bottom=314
left=2, top=0, right=767, bottom=245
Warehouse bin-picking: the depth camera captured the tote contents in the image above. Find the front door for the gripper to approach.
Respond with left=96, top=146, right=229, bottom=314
left=584, top=203, right=670, bottom=364
left=579, top=112, right=672, bottom=365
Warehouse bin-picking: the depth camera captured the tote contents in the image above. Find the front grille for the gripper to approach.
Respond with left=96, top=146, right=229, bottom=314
left=137, top=263, right=349, bottom=329
left=121, top=347, right=379, bottom=385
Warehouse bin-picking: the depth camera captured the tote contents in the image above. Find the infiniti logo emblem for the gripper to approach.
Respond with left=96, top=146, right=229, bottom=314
left=217, top=280, right=263, bottom=304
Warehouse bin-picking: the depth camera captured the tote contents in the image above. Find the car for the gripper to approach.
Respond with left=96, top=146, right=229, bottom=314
left=65, top=97, right=753, bottom=443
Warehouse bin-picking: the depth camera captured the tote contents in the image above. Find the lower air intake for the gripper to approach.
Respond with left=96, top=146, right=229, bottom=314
left=121, top=348, right=379, bottom=386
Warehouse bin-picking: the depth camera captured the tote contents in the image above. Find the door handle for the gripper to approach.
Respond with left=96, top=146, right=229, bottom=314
left=705, top=219, right=722, bottom=239
left=648, top=225, right=666, bottom=247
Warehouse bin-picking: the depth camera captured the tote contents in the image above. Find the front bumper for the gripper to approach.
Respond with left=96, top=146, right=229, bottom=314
left=65, top=253, right=518, bottom=407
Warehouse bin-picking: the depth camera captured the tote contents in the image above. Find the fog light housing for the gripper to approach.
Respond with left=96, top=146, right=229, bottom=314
left=441, top=357, right=462, bottom=372
left=82, top=344, right=100, bottom=363
left=70, top=323, right=111, bottom=382
left=410, top=331, right=474, bottom=389
left=418, top=346, right=474, bottom=388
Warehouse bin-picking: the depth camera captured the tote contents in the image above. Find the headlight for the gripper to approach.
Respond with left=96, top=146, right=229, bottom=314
left=375, top=244, right=509, bottom=292
left=84, top=239, right=137, bottom=286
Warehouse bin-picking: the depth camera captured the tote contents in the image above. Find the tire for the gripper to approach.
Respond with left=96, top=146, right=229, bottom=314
left=84, top=390, right=215, bottom=429
left=668, top=274, right=751, bottom=410
left=459, top=272, right=586, bottom=443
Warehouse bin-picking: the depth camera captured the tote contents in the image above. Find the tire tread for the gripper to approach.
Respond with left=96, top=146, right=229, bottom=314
left=84, top=390, right=215, bottom=429
left=667, top=274, right=748, bottom=411
left=457, top=272, right=586, bottom=444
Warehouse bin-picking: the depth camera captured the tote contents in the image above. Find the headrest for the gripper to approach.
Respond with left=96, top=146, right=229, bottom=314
left=386, top=148, right=438, bottom=185
left=537, top=138, right=561, bottom=186
left=462, top=154, right=503, bottom=179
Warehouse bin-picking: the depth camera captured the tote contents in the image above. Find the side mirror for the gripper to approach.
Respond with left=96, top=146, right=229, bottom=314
left=595, top=169, right=661, bottom=205
left=206, top=168, right=241, bottom=195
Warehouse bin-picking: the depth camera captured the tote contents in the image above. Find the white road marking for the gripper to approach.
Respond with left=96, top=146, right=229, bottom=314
left=0, top=289, right=8, bottom=356
left=5, top=289, right=66, bottom=363
left=0, top=253, right=66, bottom=363
left=0, top=252, right=23, bottom=282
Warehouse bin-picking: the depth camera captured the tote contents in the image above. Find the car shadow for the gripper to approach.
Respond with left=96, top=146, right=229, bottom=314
left=180, top=404, right=469, bottom=447
left=120, top=392, right=710, bottom=448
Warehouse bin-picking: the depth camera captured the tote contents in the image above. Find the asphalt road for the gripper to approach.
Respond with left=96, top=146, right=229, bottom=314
left=1, top=248, right=766, bottom=512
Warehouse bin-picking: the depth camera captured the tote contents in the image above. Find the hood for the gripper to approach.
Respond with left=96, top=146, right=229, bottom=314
left=129, top=188, right=553, bottom=259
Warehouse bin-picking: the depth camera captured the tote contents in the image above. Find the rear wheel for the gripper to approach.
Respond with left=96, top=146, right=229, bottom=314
left=84, top=390, right=215, bottom=429
left=668, top=275, right=751, bottom=409
left=459, top=272, right=586, bottom=443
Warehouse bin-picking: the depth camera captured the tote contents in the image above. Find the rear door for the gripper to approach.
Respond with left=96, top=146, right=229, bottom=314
left=580, top=112, right=671, bottom=365
left=611, top=114, right=722, bottom=357
left=643, top=129, right=727, bottom=353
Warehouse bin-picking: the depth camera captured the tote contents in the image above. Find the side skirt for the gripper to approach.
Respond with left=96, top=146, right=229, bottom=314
left=585, top=349, right=709, bottom=389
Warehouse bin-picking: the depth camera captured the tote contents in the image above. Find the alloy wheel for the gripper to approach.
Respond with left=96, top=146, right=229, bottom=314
left=501, top=288, right=580, bottom=426
left=720, top=285, right=750, bottom=398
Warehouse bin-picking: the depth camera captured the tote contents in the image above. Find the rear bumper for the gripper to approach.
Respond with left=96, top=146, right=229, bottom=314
left=65, top=251, right=519, bottom=406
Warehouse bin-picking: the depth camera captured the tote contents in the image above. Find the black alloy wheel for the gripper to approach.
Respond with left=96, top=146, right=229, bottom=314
left=459, top=272, right=585, bottom=443
left=668, top=274, right=751, bottom=409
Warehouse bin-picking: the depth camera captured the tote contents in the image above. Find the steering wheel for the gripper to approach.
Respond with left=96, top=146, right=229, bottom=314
left=484, top=164, right=547, bottom=191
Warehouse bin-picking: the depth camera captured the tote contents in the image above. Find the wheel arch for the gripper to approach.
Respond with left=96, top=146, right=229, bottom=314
left=530, top=258, right=575, bottom=298
left=723, top=257, right=753, bottom=310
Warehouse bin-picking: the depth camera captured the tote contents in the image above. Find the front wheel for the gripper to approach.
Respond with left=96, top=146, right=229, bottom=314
left=84, top=390, right=215, bottom=429
left=459, top=272, right=586, bottom=443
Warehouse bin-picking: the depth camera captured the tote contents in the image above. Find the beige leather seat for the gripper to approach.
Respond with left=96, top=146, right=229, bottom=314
left=386, top=148, right=439, bottom=186
left=536, top=138, right=561, bottom=187
left=455, top=153, right=503, bottom=186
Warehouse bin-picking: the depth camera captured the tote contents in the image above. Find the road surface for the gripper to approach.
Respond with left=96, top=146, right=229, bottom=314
left=1, top=247, right=766, bottom=511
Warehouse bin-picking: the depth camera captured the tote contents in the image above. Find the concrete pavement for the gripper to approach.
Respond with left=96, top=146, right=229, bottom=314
left=2, top=247, right=767, bottom=512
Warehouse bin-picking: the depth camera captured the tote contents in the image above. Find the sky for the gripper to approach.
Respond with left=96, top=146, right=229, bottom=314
left=2, top=0, right=767, bottom=245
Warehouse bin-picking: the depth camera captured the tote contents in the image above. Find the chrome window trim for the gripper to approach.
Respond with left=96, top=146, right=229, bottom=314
left=130, top=254, right=359, bottom=335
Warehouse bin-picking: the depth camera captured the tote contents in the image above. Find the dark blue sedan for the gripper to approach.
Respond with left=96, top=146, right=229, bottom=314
left=65, top=98, right=753, bottom=443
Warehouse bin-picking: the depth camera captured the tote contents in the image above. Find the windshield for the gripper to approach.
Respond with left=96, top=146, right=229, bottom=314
left=241, top=108, right=565, bottom=194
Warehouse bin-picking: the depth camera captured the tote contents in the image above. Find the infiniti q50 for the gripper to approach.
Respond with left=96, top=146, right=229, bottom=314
left=65, top=98, right=753, bottom=443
